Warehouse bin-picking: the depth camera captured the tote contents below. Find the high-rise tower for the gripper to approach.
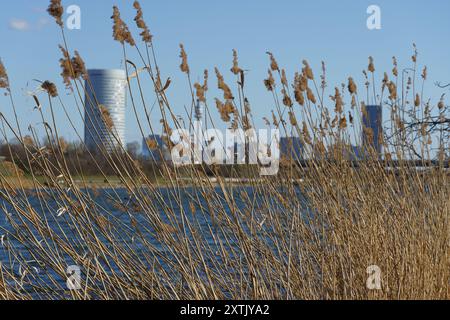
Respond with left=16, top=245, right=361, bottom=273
left=84, top=69, right=127, bottom=153
left=362, top=104, right=383, bottom=157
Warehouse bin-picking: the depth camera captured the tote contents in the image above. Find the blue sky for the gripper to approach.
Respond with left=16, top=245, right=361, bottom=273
left=0, top=0, right=449, bottom=145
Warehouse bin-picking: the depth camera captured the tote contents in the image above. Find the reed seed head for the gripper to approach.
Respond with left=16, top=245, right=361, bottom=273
left=294, top=77, right=305, bottom=106
left=99, top=105, right=114, bottom=129
left=282, top=89, right=293, bottom=107
left=133, top=1, right=153, bottom=43
left=23, top=135, right=35, bottom=147
left=264, top=70, right=275, bottom=91
left=392, top=66, right=398, bottom=77
left=288, top=111, right=297, bottom=126
left=266, top=52, right=279, bottom=71
left=414, top=94, right=420, bottom=107
left=160, top=119, right=173, bottom=145
left=72, top=51, right=87, bottom=79
left=272, top=111, right=278, bottom=126
left=388, top=81, right=397, bottom=100
left=412, top=43, right=418, bottom=63
left=58, top=46, right=87, bottom=88
left=0, top=59, right=9, bottom=89
left=242, top=115, right=251, bottom=131
left=215, top=68, right=233, bottom=100
left=347, top=77, right=357, bottom=94
left=351, top=95, right=356, bottom=109
left=421, top=66, right=427, bottom=80
left=320, top=61, right=327, bottom=89
left=331, top=87, right=343, bottom=113
left=438, top=96, right=444, bottom=110
left=179, top=44, right=189, bottom=74
left=203, top=70, right=209, bottom=92
left=58, top=46, right=72, bottom=88
left=230, top=49, right=241, bottom=75
left=41, top=81, right=58, bottom=97
left=306, top=87, right=316, bottom=104
left=145, top=138, right=158, bottom=150
left=339, top=115, right=347, bottom=129
left=368, top=56, right=375, bottom=72
left=281, top=69, right=288, bottom=87
left=302, top=121, right=311, bottom=145
left=215, top=98, right=234, bottom=123
left=391, top=57, right=398, bottom=77
left=244, top=98, right=251, bottom=114
left=331, top=115, right=338, bottom=128
left=302, top=60, right=314, bottom=80
left=47, top=0, right=64, bottom=27
left=111, top=6, right=135, bottom=46
left=194, top=82, right=206, bottom=103
left=382, top=72, right=389, bottom=90
left=299, top=74, right=307, bottom=92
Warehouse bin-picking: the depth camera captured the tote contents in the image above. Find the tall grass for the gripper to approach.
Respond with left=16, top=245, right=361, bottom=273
left=0, top=0, right=448, bottom=300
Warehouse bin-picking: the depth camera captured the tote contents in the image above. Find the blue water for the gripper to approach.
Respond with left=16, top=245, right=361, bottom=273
left=0, top=186, right=305, bottom=298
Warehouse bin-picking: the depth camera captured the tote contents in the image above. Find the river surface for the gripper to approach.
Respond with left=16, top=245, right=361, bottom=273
left=0, top=187, right=304, bottom=298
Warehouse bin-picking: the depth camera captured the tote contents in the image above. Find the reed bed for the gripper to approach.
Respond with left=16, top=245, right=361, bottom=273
left=0, top=1, right=448, bottom=300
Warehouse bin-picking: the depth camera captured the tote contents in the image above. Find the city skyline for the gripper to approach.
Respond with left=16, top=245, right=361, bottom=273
left=0, top=0, right=449, bottom=146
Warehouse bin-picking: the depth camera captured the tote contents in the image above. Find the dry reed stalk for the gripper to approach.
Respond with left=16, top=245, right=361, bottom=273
left=112, top=6, right=135, bottom=46
left=41, top=81, right=58, bottom=97
left=133, top=1, right=152, bottom=43
left=47, top=0, right=63, bottom=27
left=0, top=0, right=447, bottom=301
left=0, top=59, right=9, bottom=89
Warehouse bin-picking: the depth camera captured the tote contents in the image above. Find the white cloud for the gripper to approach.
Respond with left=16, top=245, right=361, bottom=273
left=37, top=18, right=50, bottom=30
left=8, top=17, right=50, bottom=32
left=9, top=18, right=31, bottom=31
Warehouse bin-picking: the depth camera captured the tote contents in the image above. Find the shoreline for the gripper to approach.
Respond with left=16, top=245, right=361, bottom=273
left=1, top=176, right=305, bottom=191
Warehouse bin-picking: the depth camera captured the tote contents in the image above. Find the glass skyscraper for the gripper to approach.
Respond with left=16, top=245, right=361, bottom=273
left=362, top=104, right=383, bottom=157
left=84, top=69, right=127, bottom=153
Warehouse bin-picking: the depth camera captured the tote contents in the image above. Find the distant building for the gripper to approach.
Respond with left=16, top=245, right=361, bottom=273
left=84, top=69, right=127, bottom=153
left=325, top=144, right=363, bottom=161
left=142, top=135, right=169, bottom=162
left=350, top=145, right=364, bottom=160
left=362, top=105, right=383, bottom=157
left=280, top=137, right=303, bottom=161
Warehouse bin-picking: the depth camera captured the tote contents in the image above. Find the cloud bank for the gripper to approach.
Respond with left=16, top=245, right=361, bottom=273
left=9, top=18, right=31, bottom=31
left=8, top=17, right=50, bottom=32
